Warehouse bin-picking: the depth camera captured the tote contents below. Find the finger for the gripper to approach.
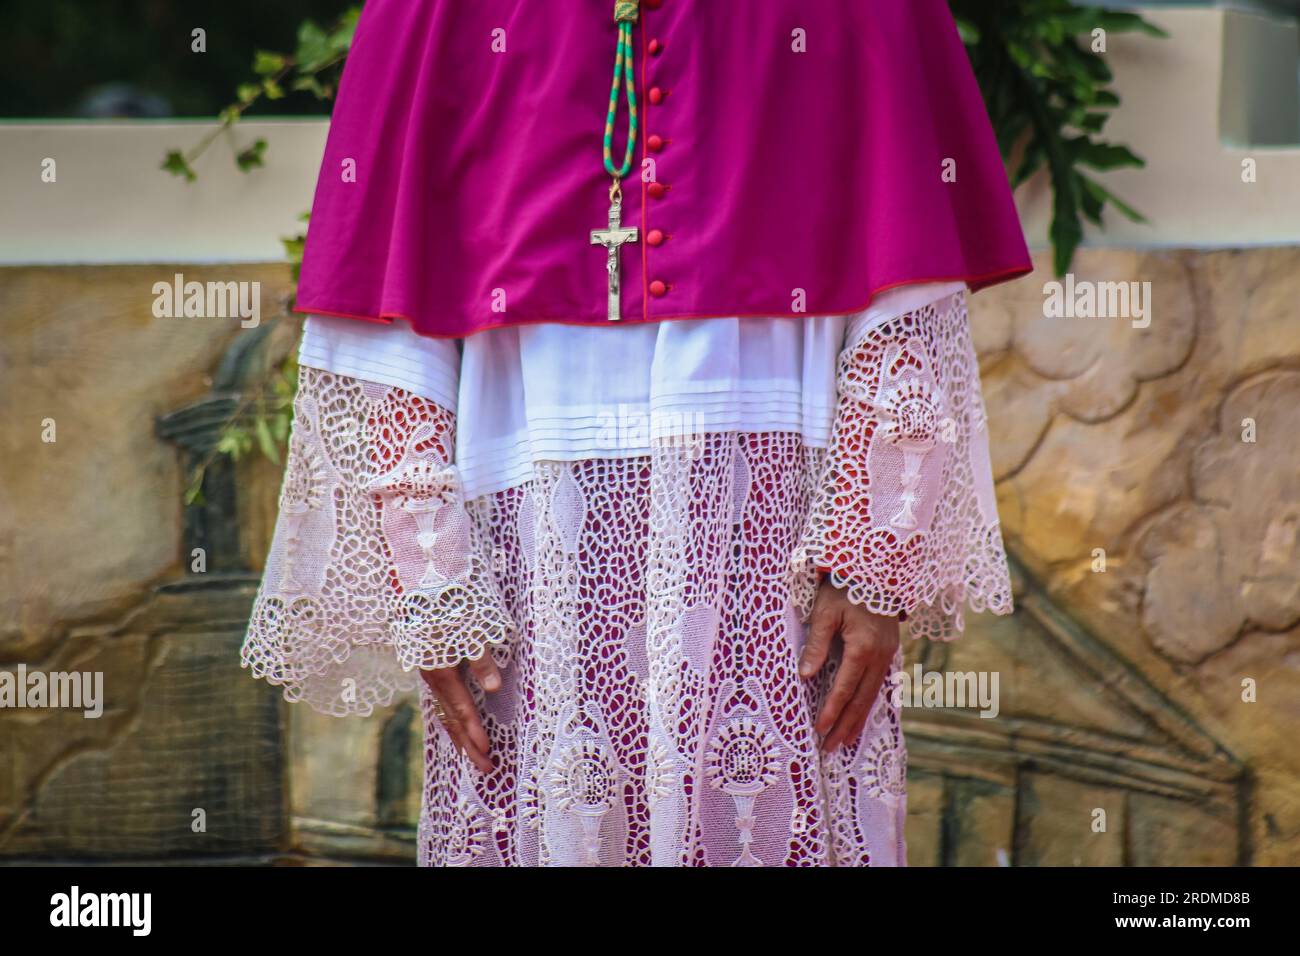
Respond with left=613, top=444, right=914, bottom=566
left=824, top=656, right=890, bottom=752
left=426, top=669, right=475, bottom=753
left=466, top=653, right=503, bottom=692
left=814, top=647, right=868, bottom=736
left=429, top=670, right=494, bottom=773
left=800, top=597, right=842, bottom=678
left=856, top=657, right=892, bottom=731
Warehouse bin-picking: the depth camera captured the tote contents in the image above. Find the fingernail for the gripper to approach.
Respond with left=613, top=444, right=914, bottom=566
left=484, top=673, right=501, bottom=691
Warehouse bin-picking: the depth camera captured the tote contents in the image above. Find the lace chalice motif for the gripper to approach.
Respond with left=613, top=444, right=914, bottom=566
left=277, top=444, right=326, bottom=592
left=371, top=456, right=464, bottom=587
left=369, top=428, right=515, bottom=670
left=704, top=714, right=781, bottom=866
left=872, top=339, right=944, bottom=531
left=549, top=740, right=619, bottom=866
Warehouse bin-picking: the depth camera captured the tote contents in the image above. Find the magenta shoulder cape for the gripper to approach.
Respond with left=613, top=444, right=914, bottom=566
left=295, top=0, right=1032, bottom=338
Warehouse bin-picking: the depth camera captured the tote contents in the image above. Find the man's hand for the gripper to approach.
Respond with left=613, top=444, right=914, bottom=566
left=799, top=579, right=901, bottom=753
left=420, top=654, right=503, bottom=774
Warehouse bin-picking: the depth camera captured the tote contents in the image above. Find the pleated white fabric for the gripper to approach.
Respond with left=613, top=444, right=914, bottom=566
left=300, top=282, right=965, bottom=500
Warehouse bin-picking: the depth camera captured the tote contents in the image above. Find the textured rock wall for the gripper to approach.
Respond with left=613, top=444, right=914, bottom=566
left=957, top=248, right=1299, bottom=865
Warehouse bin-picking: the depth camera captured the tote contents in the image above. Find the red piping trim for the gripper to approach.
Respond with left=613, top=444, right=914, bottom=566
left=638, top=13, right=650, bottom=323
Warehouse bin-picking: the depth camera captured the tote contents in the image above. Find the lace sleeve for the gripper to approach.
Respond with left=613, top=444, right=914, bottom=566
left=802, top=289, right=1013, bottom=641
left=241, top=365, right=514, bottom=717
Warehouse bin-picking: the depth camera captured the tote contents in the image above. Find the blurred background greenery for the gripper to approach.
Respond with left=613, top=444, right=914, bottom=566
left=0, top=0, right=352, bottom=118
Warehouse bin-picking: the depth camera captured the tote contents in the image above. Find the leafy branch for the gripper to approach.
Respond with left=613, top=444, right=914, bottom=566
left=185, top=350, right=300, bottom=506
left=161, top=9, right=360, bottom=182
left=950, top=0, right=1166, bottom=275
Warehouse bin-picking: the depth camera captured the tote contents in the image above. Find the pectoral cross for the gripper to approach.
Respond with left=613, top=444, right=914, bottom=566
left=590, top=194, right=638, bottom=321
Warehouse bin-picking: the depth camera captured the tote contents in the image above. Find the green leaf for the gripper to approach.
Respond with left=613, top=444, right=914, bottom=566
left=1079, top=175, right=1147, bottom=224
left=253, top=50, right=288, bottom=76
left=333, top=7, right=362, bottom=50
left=954, top=15, right=981, bottom=45
left=217, top=430, right=247, bottom=460
left=1093, top=12, right=1169, bottom=39
left=236, top=138, right=268, bottom=172
left=295, top=20, right=335, bottom=73
left=184, top=470, right=206, bottom=507
left=254, top=416, right=280, bottom=464
left=1050, top=209, right=1083, bottom=278
left=161, top=149, right=196, bottom=183
left=292, top=75, right=328, bottom=98
left=1070, top=138, right=1145, bottom=171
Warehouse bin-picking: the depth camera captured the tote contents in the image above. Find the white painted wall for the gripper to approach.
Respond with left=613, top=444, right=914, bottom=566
left=0, top=7, right=1297, bottom=265
left=1014, top=6, right=1300, bottom=249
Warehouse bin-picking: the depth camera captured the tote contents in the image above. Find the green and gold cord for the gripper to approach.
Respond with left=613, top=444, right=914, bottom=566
left=603, top=11, right=638, bottom=180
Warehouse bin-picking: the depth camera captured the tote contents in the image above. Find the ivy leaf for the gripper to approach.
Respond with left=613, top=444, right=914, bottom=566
left=161, top=149, right=196, bottom=183
left=332, top=7, right=362, bottom=51
left=217, top=430, right=248, bottom=460
left=281, top=230, right=306, bottom=282
left=184, top=470, right=206, bottom=507
left=253, top=50, right=288, bottom=76
left=296, top=20, right=335, bottom=74
left=292, top=75, right=328, bottom=98
left=236, top=138, right=268, bottom=172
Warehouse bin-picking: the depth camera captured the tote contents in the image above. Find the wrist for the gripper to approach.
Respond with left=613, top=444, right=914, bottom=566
left=815, top=567, right=908, bottom=623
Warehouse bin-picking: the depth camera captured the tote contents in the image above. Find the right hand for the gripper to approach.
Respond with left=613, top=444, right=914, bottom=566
left=421, top=654, right=503, bottom=774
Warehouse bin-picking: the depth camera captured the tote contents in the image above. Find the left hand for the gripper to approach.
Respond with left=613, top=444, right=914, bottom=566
left=799, top=578, right=901, bottom=752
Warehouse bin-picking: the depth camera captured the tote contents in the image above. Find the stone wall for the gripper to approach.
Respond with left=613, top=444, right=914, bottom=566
left=955, top=247, right=1299, bottom=865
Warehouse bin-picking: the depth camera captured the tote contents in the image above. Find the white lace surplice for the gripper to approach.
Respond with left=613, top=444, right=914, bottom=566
left=242, top=284, right=1012, bottom=866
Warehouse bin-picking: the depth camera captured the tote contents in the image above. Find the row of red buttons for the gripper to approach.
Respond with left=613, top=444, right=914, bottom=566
left=646, top=18, right=668, bottom=299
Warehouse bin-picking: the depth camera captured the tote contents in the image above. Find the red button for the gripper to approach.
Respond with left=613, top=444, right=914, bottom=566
left=647, top=229, right=665, bottom=246
left=648, top=134, right=665, bottom=152
left=648, top=38, right=663, bottom=56
left=649, top=87, right=665, bottom=105
left=649, top=280, right=668, bottom=297
left=648, top=182, right=667, bottom=199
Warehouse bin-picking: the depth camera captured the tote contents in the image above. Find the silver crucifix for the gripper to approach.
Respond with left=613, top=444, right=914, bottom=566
left=590, top=193, right=638, bottom=321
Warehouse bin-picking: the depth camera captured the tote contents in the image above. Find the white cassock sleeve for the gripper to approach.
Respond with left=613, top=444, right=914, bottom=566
left=242, top=337, right=513, bottom=717
left=802, top=288, right=1014, bottom=641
